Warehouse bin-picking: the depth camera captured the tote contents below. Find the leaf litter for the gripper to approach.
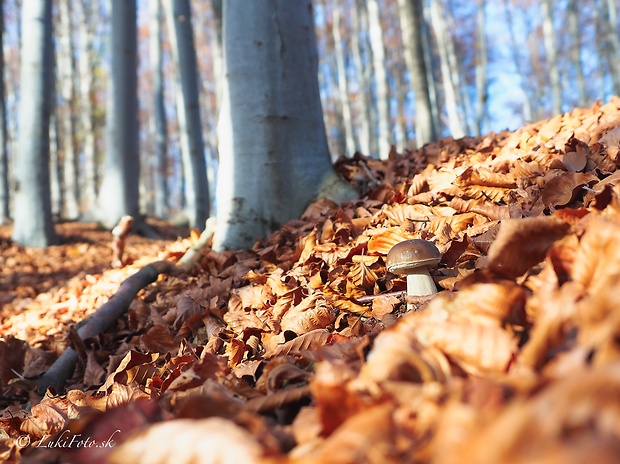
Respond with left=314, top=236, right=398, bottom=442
left=2, top=98, right=620, bottom=462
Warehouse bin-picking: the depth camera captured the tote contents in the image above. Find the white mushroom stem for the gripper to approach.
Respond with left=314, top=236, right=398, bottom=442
left=406, top=267, right=437, bottom=310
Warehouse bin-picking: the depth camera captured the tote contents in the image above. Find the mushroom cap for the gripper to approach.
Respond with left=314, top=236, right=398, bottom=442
left=385, top=239, right=441, bottom=275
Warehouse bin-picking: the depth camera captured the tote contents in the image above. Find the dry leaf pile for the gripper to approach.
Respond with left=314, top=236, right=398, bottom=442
left=2, top=98, right=620, bottom=463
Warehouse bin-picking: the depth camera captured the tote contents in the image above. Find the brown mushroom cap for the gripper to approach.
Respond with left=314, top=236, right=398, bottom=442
left=385, top=239, right=441, bottom=275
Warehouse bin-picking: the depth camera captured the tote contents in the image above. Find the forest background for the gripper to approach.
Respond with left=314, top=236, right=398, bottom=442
left=0, top=0, right=618, bottom=247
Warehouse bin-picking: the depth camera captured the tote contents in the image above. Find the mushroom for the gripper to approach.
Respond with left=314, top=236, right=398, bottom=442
left=385, top=239, right=441, bottom=310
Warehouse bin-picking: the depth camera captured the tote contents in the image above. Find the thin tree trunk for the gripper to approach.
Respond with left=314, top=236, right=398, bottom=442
left=502, top=0, right=533, bottom=122
left=474, top=0, right=488, bottom=135
left=600, top=0, right=620, bottom=95
left=542, top=0, right=562, bottom=115
left=429, top=0, right=465, bottom=138
left=164, top=0, right=210, bottom=230
left=12, top=0, right=57, bottom=247
left=76, top=0, right=99, bottom=217
left=49, top=111, right=61, bottom=217
left=149, top=0, right=168, bottom=219
left=332, top=4, right=355, bottom=157
left=0, top=0, right=9, bottom=223
left=566, top=0, right=586, bottom=107
left=97, top=0, right=140, bottom=229
left=57, top=0, right=79, bottom=219
left=398, top=0, right=437, bottom=147
left=367, top=0, right=392, bottom=159
left=351, top=0, right=371, bottom=156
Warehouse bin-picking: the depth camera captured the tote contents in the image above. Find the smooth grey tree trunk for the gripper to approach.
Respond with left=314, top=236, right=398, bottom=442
left=398, top=0, right=437, bottom=147
left=474, top=0, right=488, bottom=134
left=600, top=0, right=620, bottom=95
left=97, top=0, right=140, bottom=229
left=213, top=0, right=357, bottom=251
left=12, top=0, right=57, bottom=247
left=502, top=0, right=533, bottom=122
left=367, top=0, right=392, bottom=159
left=149, top=0, right=168, bottom=219
left=76, top=0, right=99, bottom=217
left=164, top=0, right=210, bottom=230
left=332, top=5, right=355, bottom=157
left=566, top=0, right=586, bottom=107
left=57, top=0, right=79, bottom=219
left=542, top=0, right=562, bottom=115
left=49, top=112, right=61, bottom=217
left=430, top=0, right=466, bottom=138
left=0, top=0, right=9, bottom=223
left=351, top=0, right=371, bottom=156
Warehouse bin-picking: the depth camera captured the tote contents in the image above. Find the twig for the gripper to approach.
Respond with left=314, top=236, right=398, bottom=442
left=35, top=260, right=176, bottom=396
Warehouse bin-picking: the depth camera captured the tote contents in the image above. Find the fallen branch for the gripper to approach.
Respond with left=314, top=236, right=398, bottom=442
left=36, top=260, right=176, bottom=396
left=177, top=217, right=217, bottom=271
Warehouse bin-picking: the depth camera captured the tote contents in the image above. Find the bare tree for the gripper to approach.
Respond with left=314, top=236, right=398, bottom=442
left=398, top=0, right=437, bottom=147
left=332, top=4, right=355, bottom=157
left=430, top=0, right=466, bottom=138
left=76, top=0, right=100, bottom=217
left=213, top=0, right=356, bottom=251
left=474, top=0, right=488, bottom=134
left=0, top=0, right=9, bottom=223
left=367, top=0, right=392, bottom=158
left=542, top=0, right=562, bottom=115
left=97, top=0, right=140, bottom=229
left=163, top=0, right=210, bottom=229
left=149, top=0, right=168, bottom=219
left=57, top=0, right=79, bottom=219
left=12, top=0, right=57, bottom=247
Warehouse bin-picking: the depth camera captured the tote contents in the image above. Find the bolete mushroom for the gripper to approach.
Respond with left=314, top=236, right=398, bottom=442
left=385, top=239, right=441, bottom=310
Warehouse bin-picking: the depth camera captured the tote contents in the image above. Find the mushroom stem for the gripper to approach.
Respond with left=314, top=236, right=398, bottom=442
left=406, top=267, right=437, bottom=310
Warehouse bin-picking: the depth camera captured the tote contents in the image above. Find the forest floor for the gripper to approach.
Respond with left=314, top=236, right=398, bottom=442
left=2, top=98, right=620, bottom=463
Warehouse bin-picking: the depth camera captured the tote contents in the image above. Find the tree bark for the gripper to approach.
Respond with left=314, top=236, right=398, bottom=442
left=213, top=0, right=356, bottom=251
left=541, top=0, right=562, bottom=115
left=366, top=0, right=392, bottom=159
left=429, top=0, right=466, bottom=139
left=57, top=0, right=79, bottom=220
left=0, top=0, right=9, bottom=224
left=149, top=0, right=168, bottom=219
left=599, top=0, right=620, bottom=95
left=351, top=0, right=372, bottom=156
left=76, top=0, right=99, bottom=217
left=11, top=0, right=57, bottom=247
left=97, top=0, right=140, bottom=230
left=332, top=4, right=355, bottom=157
left=474, top=0, right=488, bottom=134
left=398, top=0, right=437, bottom=147
left=164, top=0, right=210, bottom=230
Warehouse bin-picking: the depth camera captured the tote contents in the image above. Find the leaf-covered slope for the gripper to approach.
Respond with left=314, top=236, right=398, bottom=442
left=3, top=97, right=620, bottom=463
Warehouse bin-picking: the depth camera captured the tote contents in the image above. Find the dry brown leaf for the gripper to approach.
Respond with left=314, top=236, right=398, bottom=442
left=487, top=216, right=570, bottom=278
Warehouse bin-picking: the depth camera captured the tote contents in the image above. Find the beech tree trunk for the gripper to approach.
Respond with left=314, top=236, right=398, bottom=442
left=76, top=0, right=99, bottom=217
left=12, top=0, right=57, bottom=247
left=149, top=0, right=168, bottom=219
left=429, top=0, right=466, bottom=139
left=398, top=0, right=437, bottom=147
left=367, top=0, right=392, bottom=159
left=97, top=0, right=140, bottom=229
left=566, top=0, right=586, bottom=107
left=164, top=0, right=210, bottom=230
left=0, top=0, right=9, bottom=224
left=57, top=0, right=79, bottom=220
left=332, top=4, right=355, bottom=157
left=542, top=0, right=562, bottom=115
left=474, top=0, right=488, bottom=134
left=351, top=0, right=371, bottom=156
left=213, top=0, right=356, bottom=251
left=599, top=0, right=620, bottom=95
